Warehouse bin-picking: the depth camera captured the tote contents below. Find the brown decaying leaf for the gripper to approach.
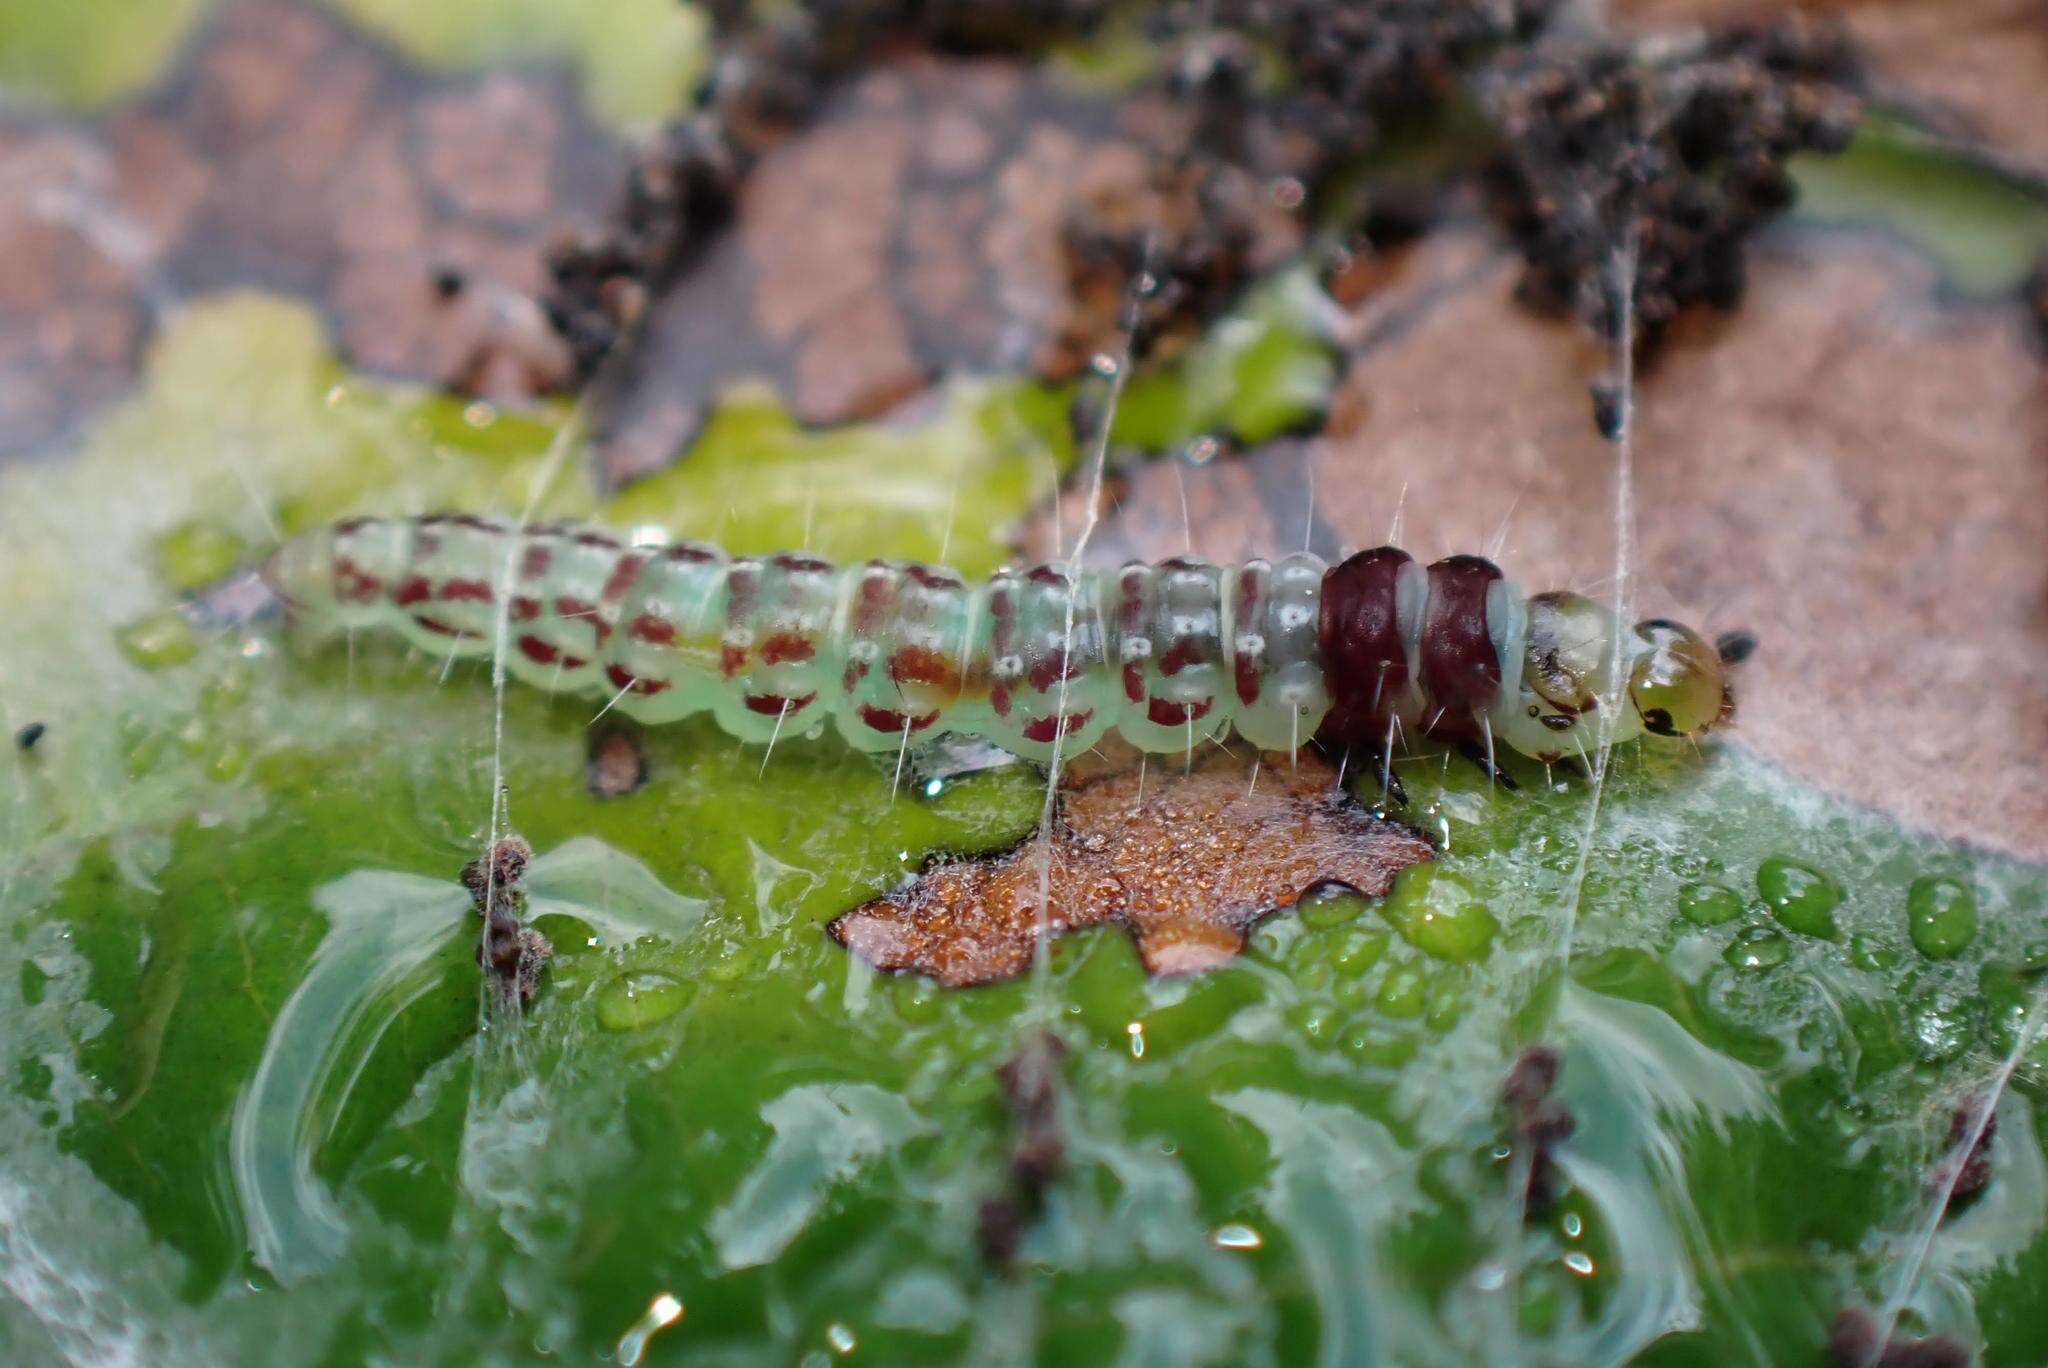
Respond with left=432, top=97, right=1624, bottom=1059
left=0, top=0, right=625, bottom=453
left=829, top=748, right=1433, bottom=987
left=1038, top=225, right=2048, bottom=859
left=590, top=53, right=1301, bottom=485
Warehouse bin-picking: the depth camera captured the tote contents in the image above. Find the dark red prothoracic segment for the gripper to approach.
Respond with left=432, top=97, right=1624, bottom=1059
left=1315, top=547, right=1413, bottom=748
left=1418, top=554, right=1503, bottom=742
left=1315, top=548, right=1505, bottom=748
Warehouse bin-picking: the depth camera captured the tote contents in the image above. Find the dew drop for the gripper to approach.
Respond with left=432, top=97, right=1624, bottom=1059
left=1297, top=882, right=1368, bottom=929
left=1213, top=1222, right=1262, bottom=1250
left=1723, top=924, right=1790, bottom=972
left=1375, top=963, right=1428, bottom=1018
left=1378, top=866, right=1498, bottom=962
left=115, top=610, right=199, bottom=669
left=1342, top=1026, right=1419, bottom=1066
left=1906, top=875, right=1978, bottom=959
left=596, top=971, right=692, bottom=1032
left=1907, top=990, right=1975, bottom=1063
left=1677, top=881, right=1743, bottom=926
left=1756, top=856, right=1841, bottom=940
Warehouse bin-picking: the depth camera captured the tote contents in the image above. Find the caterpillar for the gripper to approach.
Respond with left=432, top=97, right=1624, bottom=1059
left=262, top=515, right=1735, bottom=774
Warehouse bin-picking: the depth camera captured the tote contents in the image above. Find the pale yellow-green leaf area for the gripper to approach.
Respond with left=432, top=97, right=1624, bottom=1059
left=0, top=0, right=707, bottom=129
left=332, top=0, right=710, bottom=129
left=0, top=0, right=210, bottom=109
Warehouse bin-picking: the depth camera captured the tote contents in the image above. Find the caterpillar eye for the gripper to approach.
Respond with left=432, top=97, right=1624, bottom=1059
left=1629, top=619, right=1727, bottom=739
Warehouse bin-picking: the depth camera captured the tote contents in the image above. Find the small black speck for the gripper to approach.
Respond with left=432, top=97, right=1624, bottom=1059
left=1715, top=629, right=1759, bottom=664
left=432, top=268, right=466, bottom=300
left=1589, top=382, right=1624, bottom=441
left=15, top=722, right=45, bottom=751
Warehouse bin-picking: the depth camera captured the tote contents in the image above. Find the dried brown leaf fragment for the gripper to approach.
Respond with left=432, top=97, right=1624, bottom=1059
left=830, top=749, right=1432, bottom=987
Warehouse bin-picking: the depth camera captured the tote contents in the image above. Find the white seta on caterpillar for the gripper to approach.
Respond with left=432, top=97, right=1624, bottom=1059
left=264, top=514, right=1735, bottom=766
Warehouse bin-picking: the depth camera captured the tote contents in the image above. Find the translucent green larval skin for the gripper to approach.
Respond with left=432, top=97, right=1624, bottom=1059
left=271, top=516, right=1344, bottom=761
left=8, top=303, right=2048, bottom=1366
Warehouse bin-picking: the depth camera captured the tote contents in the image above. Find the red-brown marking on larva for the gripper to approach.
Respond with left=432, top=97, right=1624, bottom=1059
left=759, top=631, right=816, bottom=665
left=725, top=563, right=759, bottom=626
left=600, top=552, right=646, bottom=602
left=662, top=542, right=716, bottom=564
left=1022, top=711, right=1092, bottom=743
left=772, top=552, right=834, bottom=575
left=1117, top=567, right=1147, bottom=632
left=333, top=515, right=373, bottom=536
left=1147, top=697, right=1213, bottom=726
left=335, top=559, right=380, bottom=601
left=605, top=664, right=669, bottom=695
left=744, top=690, right=817, bottom=716
left=855, top=565, right=896, bottom=632
left=517, top=635, right=561, bottom=666
left=1315, top=547, right=1412, bottom=748
left=393, top=575, right=433, bottom=607
left=889, top=646, right=958, bottom=689
left=1419, top=554, right=1502, bottom=740
left=1123, top=661, right=1145, bottom=703
left=414, top=616, right=461, bottom=637
left=1159, top=636, right=1203, bottom=676
left=440, top=577, right=493, bottom=604
left=1234, top=566, right=1264, bottom=705
left=1235, top=653, right=1262, bottom=706
left=509, top=594, right=542, bottom=621
left=859, top=703, right=940, bottom=733
left=519, top=543, right=552, bottom=578
left=1025, top=564, right=1070, bottom=587
left=842, top=659, right=870, bottom=690
left=444, top=513, right=502, bottom=534
left=904, top=563, right=964, bottom=591
left=991, top=682, right=1013, bottom=717
left=1026, top=649, right=1083, bottom=693
left=573, top=530, right=621, bottom=550
left=720, top=642, right=747, bottom=677
left=627, top=612, right=676, bottom=645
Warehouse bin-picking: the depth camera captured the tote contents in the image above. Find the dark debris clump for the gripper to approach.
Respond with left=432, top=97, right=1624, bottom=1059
left=1056, top=160, right=1273, bottom=368
left=1242, top=0, right=1557, bottom=160
left=1484, top=18, right=1862, bottom=351
left=461, top=836, right=552, bottom=1005
left=1826, top=1309, right=1969, bottom=1368
left=1501, top=1043, right=1574, bottom=1214
left=545, top=0, right=1113, bottom=378
left=978, top=1031, right=1067, bottom=1269
left=1934, top=1099, right=1996, bottom=1214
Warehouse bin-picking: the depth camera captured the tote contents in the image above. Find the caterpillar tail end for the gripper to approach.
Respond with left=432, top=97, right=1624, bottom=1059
left=260, top=527, right=334, bottom=618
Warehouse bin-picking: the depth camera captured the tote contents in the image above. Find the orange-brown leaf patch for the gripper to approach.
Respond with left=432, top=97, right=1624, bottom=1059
left=830, top=749, right=1432, bottom=987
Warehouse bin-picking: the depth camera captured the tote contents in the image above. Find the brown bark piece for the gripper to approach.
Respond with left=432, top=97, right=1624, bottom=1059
left=829, top=749, right=1432, bottom=987
left=591, top=52, right=1302, bottom=483
left=0, top=0, right=626, bottom=454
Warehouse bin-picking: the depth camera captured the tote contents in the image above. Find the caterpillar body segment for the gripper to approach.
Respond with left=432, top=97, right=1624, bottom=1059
left=265, top=516, right=1734, bottom=766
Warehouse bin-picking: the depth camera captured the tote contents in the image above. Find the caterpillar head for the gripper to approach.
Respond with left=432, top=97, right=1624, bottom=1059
left=1628, top=618, right=1734, bottom=740
left=1495, top=595, right=1736, bottom=761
